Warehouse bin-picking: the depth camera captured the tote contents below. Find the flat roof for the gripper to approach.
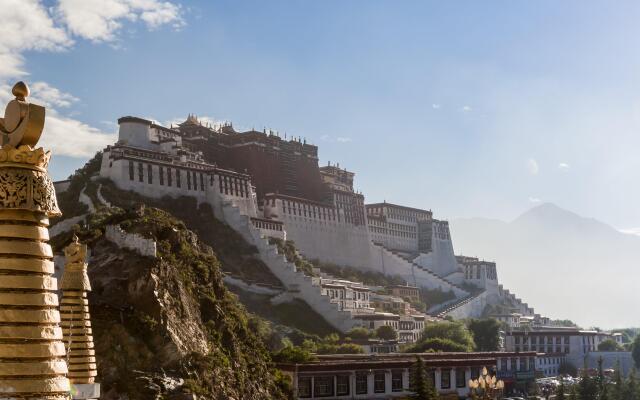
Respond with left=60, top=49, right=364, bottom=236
left=277, top=352, right=537, bottom=372
left=366, top=202, right=433, bottom=215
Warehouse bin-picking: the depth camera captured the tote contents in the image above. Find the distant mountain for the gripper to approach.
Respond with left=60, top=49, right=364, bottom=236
left=449, top=203, right=640, bottom=329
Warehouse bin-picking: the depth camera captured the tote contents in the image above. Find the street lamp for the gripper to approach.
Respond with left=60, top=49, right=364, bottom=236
left=468, top=367, right=505, bottom=400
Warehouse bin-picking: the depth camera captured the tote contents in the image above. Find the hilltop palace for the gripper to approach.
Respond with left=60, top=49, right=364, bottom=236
left=77, top=115, right=548, bottom=342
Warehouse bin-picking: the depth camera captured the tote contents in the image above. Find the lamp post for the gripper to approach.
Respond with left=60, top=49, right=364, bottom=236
left=468, top=367, right=505, bottom=400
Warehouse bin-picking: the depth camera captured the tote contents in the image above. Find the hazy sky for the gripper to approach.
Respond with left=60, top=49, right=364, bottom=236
left=3, top=0, right=640, bottom=232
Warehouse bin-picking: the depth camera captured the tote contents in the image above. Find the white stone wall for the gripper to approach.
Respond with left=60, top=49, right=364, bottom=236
left=100, top=149, right=259, bottom=219
left=264, top=197, right=373, bottom=269
left=413, top=221, right=460, bottom=277
left=368, top=244, right=468, bottom=298
left=105, top=225, right=157, bottom=257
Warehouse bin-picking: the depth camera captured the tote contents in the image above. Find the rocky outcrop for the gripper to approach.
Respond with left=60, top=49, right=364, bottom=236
left=52, top=205, right=286, bottom=400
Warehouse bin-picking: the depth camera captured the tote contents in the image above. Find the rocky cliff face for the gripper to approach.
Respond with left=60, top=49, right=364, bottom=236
left=52, top=202, right=287, bottom=399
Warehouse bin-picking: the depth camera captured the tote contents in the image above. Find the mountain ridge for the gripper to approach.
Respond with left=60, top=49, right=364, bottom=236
left=449, top=202, right=640, bottom=328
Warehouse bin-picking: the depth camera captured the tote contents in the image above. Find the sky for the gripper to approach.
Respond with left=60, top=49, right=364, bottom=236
left=2, top=2, right=640, bottom=227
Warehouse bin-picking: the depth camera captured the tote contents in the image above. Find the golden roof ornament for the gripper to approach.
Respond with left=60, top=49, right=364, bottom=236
left=0, top=82, right=71, bottom=399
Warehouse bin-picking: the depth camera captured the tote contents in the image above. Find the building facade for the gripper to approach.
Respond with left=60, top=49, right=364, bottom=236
left=278, top=352, right=537, bottom=399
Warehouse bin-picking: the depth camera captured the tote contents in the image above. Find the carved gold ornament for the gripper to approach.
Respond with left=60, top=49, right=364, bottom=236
left=0, top=81, right=45, bottom=148
left=0, top=82, right=60, bottom=216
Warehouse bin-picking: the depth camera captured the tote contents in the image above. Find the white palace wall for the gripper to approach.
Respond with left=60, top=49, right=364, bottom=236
left=413, top=221, right=460, bottom=278
left=263, top=196, right=373, bottom=269
left=100, top=147, right=258, bottom=218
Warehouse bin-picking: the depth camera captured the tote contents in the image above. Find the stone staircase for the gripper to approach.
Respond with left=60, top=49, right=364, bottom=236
left=430, top=290, right=487, bottom=318
left=218, top=200, right=359, bottom=332
left=372, top=243, right=469, bottom=298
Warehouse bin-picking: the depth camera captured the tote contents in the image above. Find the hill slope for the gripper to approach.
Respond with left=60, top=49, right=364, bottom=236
left=450, top=203, right=640, bottom=328
left=51, top=156, right=289, bottom=399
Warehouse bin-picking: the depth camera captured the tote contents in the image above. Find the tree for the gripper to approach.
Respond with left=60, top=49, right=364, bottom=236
left=608, top=361, right=624, bottom=400
left=410, top=356, right=439, bottom=400
left=346, top=327, right=371, bottom=340
left=272, top=345, right=313, bottom=363
left=559, top=361, right=578, bottom=377
left=624, top=369, right=640, bottom=400
left=556, top=380, right=566, bottom=400
left=407, top=321, right=475, bottom=353
left=633, top=335, right=640, bottom=369
left=409, top=337, right=471, bottom=353
left=577, top=368, right=599, bottom=400
left=568, top=384, right=578, bottom=400
left=375, top=325, right=398, bottom=341
left=598, top=339, right=623, bottom=352
left=468, top=318, right=501, bottom=351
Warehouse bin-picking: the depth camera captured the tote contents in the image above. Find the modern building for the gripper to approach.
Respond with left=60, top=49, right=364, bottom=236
left=277, top=352, right=537, bottom=399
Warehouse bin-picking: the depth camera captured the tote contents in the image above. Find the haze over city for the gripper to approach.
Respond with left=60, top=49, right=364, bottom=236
left=2, top=0, right=639, bottom=328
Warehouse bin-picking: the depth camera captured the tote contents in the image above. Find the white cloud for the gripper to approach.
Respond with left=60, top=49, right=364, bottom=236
left=0, top=0, right=184, bottom=158
left=29, top=82, right=79, bottom=108
left=619, top=227, right=640, bottom=236
left=558, top=162, right=570, bottom=170
left=337, top=137, right=352, bottom=143
left=526, top=158, right=539, bottom=175
left=529, top=197, right=541, bottom=203
left=462, top=105, right=472, bottom=112
left=41, top=115, right=117, bottom=157
left=432, top=103, right=440, bottom=109
left=55, top=0, right=184, bottom=42
left=0, top=0, right=71, bottom=78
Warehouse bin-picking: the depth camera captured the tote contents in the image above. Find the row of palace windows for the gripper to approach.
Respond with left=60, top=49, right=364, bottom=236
left=464, top=264, right=497, bottom=280
left=281, top=200, right=337, bottom=221
left=129, top=161, right=204, bottom=191
left=298, top=368, right=470, bottom=398
left=128, top=161, right=250, bottom=198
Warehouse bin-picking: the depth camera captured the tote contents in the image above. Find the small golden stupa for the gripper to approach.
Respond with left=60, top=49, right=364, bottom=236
left=60, top=235, right=98, bottom=388
left=0, top=82, right=70, bottom=398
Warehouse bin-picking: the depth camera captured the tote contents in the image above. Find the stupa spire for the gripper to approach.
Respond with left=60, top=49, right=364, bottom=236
left=60, top=235, right=100, bottom=399
left=0, top=81, right=71, bottom=398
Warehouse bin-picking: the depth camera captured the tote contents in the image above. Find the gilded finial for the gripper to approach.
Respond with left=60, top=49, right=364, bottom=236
left=12, top=81, right=29, bottom=101
left=0, top=81, right=45, bottom=148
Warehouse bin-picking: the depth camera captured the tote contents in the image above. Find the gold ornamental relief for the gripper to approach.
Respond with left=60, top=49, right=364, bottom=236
left=0, top=145, right=51, bottom=171
left=0, top=167, right=60, bottom=216
left=0, top=82, right=60, bottom=217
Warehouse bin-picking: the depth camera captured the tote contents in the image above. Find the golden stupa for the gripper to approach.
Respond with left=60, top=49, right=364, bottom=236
left=60, top=236, right=98, bottom=386
left=0, top=82, right=71, bottom=399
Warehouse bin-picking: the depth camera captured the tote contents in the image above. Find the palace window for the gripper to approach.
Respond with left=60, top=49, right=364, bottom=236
left=159, top=167, right=164, bottom=185
left=356, top=373, right=368, bottom=394
left=457, top=369, right=467, bottom=388
left=336, top=375, right=349, bottom=396
left=391, top=371, right=403, bottom=392
left=314, top=376, right=334, bottom=397
left=441, top=369, right=451, bottom=389
left=187, top=171, right=191, bottom=190
left=200, top=174, right=205, bottom=191
left=374, top=372, right=386, bottom=393
left=193, top=172, right=197, bottom=190
left=138, top=163, right=143, bottom=182
left=147, top=164, right=152, bottom=184
left=129, top=161, right=134, bottom=180
left=176, top=170, right=181, bottom=188
left=298, top=377, right=311, bottom=398
left=167, top=167, right=172, bottom=186
left=520, top=357, right=528, bottom=371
